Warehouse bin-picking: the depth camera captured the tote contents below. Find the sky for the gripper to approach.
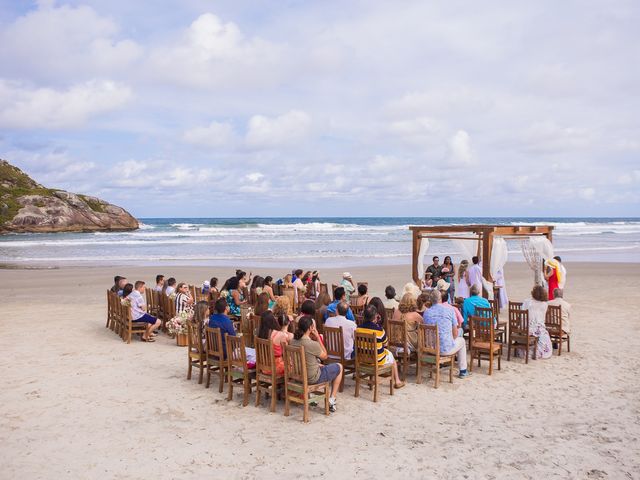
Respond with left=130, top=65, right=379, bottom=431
left=0, top=0, right=639, bottom=218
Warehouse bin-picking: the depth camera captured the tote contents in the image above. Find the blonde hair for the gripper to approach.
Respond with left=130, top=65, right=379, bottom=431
left=273, top=295, right=292, bottom=316
left=283, top=274, right=293, bottom=287
left=458, top=261, right=469, bottom=279
left=398, top=293, right=417, bottom=314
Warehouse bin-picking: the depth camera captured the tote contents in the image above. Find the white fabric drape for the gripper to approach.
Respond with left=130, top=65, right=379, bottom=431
left=529, top=236, right=554, bottom=261
left=416, top=237, right=429, bottom=281
left=490, top=238, right=508, bottom=278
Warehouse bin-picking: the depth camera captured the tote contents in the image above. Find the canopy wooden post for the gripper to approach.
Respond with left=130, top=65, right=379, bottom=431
left=412, top=230, right=419, bottom=284
left=481, top=229, right=494, bottom=298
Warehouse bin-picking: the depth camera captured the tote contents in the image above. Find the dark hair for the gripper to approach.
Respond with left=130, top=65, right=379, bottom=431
left=337, top=302, right=349, bottom=316
left=312, top=271, right=319, bottom=281
left=294, top=315, right=314, bottom=340
left=227, top=276, right=240, bottom=290
left=155, top=274, right=164, bottom=284
left=251, top=275, right=264, bottom=290
left=114, top=275, right=122, bottom=284
left=384, top=286, right=396, bottom=300
left=363, top=305, right=378, bottom=323
left=357, top=284, right=367, bottom=296
left=294, top=269, right=303, bottom=277
left=276, top=312, right=290, bottom=329
left=214, top=297, right=228, bottom=314
left=441, top=290, right=449, bottom=303
left=472, top=256, right=479, bottom=264
left=531, top=285, right=548, bottom=302
left=167, top=277, right=176, bottom=286
left=264, top=276, right=273, bottom=285
left=554, top=256, right=562, bottom=262
left=123, top=283, right=133, bottom=298
left=443, top=256, right=452, bottom=265
left=254, top=292, right=270, bottom=316
left=368, top=297, right=386, bottom=324
left=300, top=299, right=315, bottom=316
left=315, top=291, right=331, bottom=307
left=134, top=280, right=145, bottom=290
left=210, top=277, right=218, bottom=288
left=334, top=286, right=346, bottom=301
left=236, top=270, right=246, bottom=279
left=432, top=256, right=439, bottom=261
left=257, top=311, right=279, bottom=339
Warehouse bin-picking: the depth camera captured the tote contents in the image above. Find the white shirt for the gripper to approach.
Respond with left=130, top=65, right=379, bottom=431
left=128, top=290, right=146, bottom=320
left=383, top=298, right=399, bottom=310
left=165, top=286, right=175, bottom=296
left=153, top=285, right=163, bottom=292
left=468, top=264, right=483, bottom=290
left=325, top=315, right=357, bottom=359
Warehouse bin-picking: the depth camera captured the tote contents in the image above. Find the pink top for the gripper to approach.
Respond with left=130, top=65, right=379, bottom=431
left=270, top=330, right=293, bottom=357
left=442, top=302, right=464, bottom=327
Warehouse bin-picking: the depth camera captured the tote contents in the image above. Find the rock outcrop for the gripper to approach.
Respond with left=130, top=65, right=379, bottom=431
left=0, top=160, right=139, bottom=233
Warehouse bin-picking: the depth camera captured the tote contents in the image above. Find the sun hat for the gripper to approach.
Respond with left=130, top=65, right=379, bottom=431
left=436, top=279, right=450, bottom=292
left=342, top=272, right=352, bottom=279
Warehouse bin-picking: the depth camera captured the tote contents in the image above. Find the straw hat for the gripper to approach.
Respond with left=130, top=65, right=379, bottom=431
left=436, top=279, right=450, bottom=292
left=342, top=272, right=352, bottom=279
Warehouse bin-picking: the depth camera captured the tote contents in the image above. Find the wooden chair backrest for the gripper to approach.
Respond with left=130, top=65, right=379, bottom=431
left=546, top=304, right=562, bottom=332
left=282, top=287, right=295, bottom=309
left=226, top=335, right=248, bottom=369
left=319, top=283, right=328, bottom=295
left=331, top=284, right=339, bottom=299
left=284, top=344, right=307, bottom=385
left=164, top=294, right=176, bottom=318
left=205, top=326, right=224, bottom=359
left=187, top=320, right=204, bottom=355
left=255, top=337, right=275, bottom=375
left=354, top=331, right=378, bottom=366
left=509, top=301, right=523, bottom=311
left=418, top=324, right=439, bottom=356
left=469, top=315, right=494, bottom=345
left=385, top=308, right=395, bottom=320
left=387, top=319, right=407, bottom=348
left=475, top=306, right=494, bottom=323
left=250, top=313, right=262, bottom=340
left=314, top=309, right=325, bottom=334
left=488, top=299, right=499, bottom=318
left=351, top=304, right=364, bottom=317
left=145, top=288, right=153, bottom=309
left=323, top=326, right=345, bottom=361
left=272, top=283, right=283, bottom=296
left=509, top=308, right=530, bottom=336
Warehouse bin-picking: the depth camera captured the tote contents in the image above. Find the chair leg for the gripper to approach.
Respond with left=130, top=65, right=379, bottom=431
left=489, top=350, right=493, bottom=375
left=389, top=375, right=393, bottom=396
left=354, top=370, right=360, bottom=397
left=507, top=338, right=511, bottom=361
left=187, top=359, right=192, bottom=380
left=284, top=386, right=290, bottom=417
left=434, top=362, right=440, bottom=389
left=270, top=383, right=277, bottom=413
left=416, top=360, right=422, bottom=384
left=219, top=367, right=225, bottom=393
left=242, top=376, right=249, bottom=407
left=324, top=385, right=330, bottom=416
left=567, top=335, right=571, bottom=352
left=303, top=396, right=309, bottom=423
left=227, top=374, right=233, bottom=401
left=198, top=363, right=204, bottom=384
left=449, top=357, right=453, bottom=383
left=206, top=368, right=211, bottom=388
left=373, top=375, right=378, bottom=402
left=469, top=350, right=474, bottom=372
left=255, top=382, right=261, bottom=407
left=525, top=341, right=529, bottom=364
left=558, top=335, right=562, bottom=356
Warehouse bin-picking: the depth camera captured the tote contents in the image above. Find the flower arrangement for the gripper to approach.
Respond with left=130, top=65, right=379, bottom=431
left=166, top=310, right=190, bottom=336
left=121, top=298, right=131, bottom=307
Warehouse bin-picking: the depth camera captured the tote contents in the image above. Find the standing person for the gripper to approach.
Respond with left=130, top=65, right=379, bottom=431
left=441, top=256, right=456, bottom=302
left=522, top=285, right=553, bottom=359
left=493, top=268, right=509, bottom=309
left=545, top=256, right=566, bottom=300
left=154, top=275, right=165, bottom=293
left=468, top=256, right=483, bottom=294
left=423, top=289, right=469, bottom=378
left=456, top=260, right=470, bottom=299
left=356, top=305, right=405, bottom=389
left=291, top=315, right=343, bottom=412
left=340, top=272, right=356, bottom=302
left=128, top=280, right=161, bottom=342
left=426, top=256, right=443, bottom=286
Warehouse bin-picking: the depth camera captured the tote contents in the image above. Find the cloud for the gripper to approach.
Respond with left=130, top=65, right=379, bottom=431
left=182, top=121, right=237, bottom=148
left=448, top=130, right=474, bottom=165
left=245, top=110, right=312, bottom=148
left=0, top=80, right=132, bottom=129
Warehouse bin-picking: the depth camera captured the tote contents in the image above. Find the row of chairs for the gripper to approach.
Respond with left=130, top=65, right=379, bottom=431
left=106, top=290, right=146, bottom=343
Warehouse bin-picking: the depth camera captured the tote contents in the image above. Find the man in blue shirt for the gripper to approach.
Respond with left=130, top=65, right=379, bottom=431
left=423, top=289, right=469, bottom=378
left=208, top=297, right=236, bottom=358
left=324, top=286, right=355, bottom=322
left=462, top=284, right=491, bottom=326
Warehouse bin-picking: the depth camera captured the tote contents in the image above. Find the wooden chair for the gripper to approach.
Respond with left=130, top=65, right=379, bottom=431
left=489, top=299, right=507, bottom=344
left=186, top=320, right=206, bottom=384
left=319, top=282, right=328, bottom=295
left=282, top=287, right=296, bottom=312
left=204, top=327, right=228, bottom=392
left=384, top=308, right=395, bottom=330
left=314, top=309, right=325, bottom=334
left=475, top=306, right=504, bottom=344
left=254, top=337, right=284, bottom=412
left=354, top=331, right=393, bottom=402
left=546, top=304, right=570, bottom=355
left=351, top=304, right=364, bottom=318
left=106, top=290, right=117, bottom=331
left=226, top=335, right=256, bottom=406
left=469, top=315, right=502, bottom=375
left=323, top=326, right=355, bottom=392
left=416, top=324, right=454, bottom=388
left=331, top=284, right=339, bottom=299
left=509, top=301, right=523, bottom=311
left=283, top=344, right=330, bottom=423
left=120, top=300, right=147, bottom=344
left=387, top=319, right=416, bottom=381
left=272, top=283, right=283, bottom=296
left=249, top=313, right=261, bottom=348
left=507, top=308, right=536, bottom=363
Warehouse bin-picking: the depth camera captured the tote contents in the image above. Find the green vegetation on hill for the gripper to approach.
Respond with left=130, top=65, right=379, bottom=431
left=78, top=194, right=106, bottom=213
left=0, top=161, right=56, bottom=225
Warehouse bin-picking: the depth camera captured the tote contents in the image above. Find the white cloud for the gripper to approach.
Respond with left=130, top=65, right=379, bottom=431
left=182, top=121, right=236, bottom=148
left=0, top=80, right=132, bottom=129
left=246, top=110, right=312, bottom=148
left=448, top=130, right=475, bottom=165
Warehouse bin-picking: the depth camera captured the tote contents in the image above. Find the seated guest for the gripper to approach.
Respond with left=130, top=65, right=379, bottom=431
left=383, top=286, right=399, bottom=310
left=192, top=301, right=209, bottom=332
left=175, top=282, right=195, bottom=316
left=273, top=296, right=295, bottom=324
left=353, top=284, right=370, bottom=307
left=391, top=294, right=422, bottom=351
left=208, top=298, right=236, bottom=359
left=110, top=275, right=123, bottom=293
left=325, top=302, right=357, bottom=359
left=122, top=282, right=133, bottom=299
left=163, top=277, right=177, bottom=296
left=250, top=275, right=265, bottom=295
left=368, top=297, right=388, bottom=327
left=423, top=289, right=469, bottom=378
left=291, top=315, right=343, bottom=412
left=254, top=292, right=271, bottom=316
left=440, top=289, right=463, bottom=327
left=226, top=276, right=247, bottom=317
left=522, top=285, right=553, bottom=359
left=257, top=311, right=293, bottom=375
left=548, top=288, right=572, bottom=335
left=402, top=282, right=422, bottom=300
left=416, top=293, right=429, bottom=315
left=324, top=287, right=355, bottom=322
left=263, top=276, right=277, bottom=307
left=462, top=284, right=490, bottom=326
left=340, top=272, right=356, bottom=302
left=421, top=272, right=433, bottom=290
left=315, top=291, right=332, bottom=320
left=298, top=299, right=315, bottom=319
left=128, top=280, right=161, bottom=342
left=209, top=277, right=219, bottom=296
left=154, top=275, right=164, bottom=293
left=115, top=276, right=128, bottom=297
left=356, top=305, right=405, bottom=388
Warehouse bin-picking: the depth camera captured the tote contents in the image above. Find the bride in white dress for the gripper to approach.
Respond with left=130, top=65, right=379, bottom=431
left=456, top=260, right=470, bottom=299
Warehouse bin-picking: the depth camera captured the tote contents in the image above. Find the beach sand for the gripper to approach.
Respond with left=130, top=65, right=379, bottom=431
left=0, top=262, right=638, bottom=479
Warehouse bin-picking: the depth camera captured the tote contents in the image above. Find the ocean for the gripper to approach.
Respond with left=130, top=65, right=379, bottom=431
left=1, top=217, right=639, bottom=267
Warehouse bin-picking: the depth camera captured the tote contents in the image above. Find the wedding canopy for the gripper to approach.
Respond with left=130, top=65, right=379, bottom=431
left=409, top=224, right=555, bottom=298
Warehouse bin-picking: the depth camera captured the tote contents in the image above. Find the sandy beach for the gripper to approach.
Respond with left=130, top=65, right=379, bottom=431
left=1, top=262, right=639, bottom=479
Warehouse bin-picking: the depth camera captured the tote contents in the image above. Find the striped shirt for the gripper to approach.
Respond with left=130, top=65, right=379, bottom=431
left=356, top=321, right=388, bottom=365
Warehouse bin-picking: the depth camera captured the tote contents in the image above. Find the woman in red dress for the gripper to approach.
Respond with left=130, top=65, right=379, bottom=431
left=544, top=259, right=561, bottom=300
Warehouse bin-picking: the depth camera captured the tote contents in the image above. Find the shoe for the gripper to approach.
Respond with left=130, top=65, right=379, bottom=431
left=458, top=370, right=470, bottom=378
left=329, top=402, right=337, bottom=413
left=309, top=401, right=318, bottom=407
left=394, top=381, right=406, bottom=389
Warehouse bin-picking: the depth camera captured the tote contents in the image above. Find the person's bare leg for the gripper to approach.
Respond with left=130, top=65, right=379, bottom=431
left=392, top=362, right=405, bottom=387
left=330, top=364, right=343, bottom=398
